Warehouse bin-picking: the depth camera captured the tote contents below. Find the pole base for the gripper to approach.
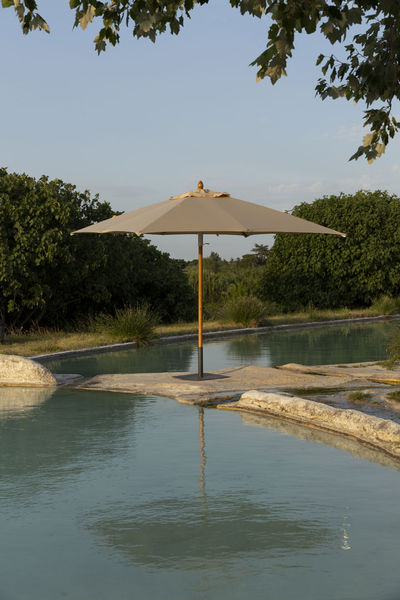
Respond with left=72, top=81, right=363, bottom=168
left=173, top=372, right=229, bottom=381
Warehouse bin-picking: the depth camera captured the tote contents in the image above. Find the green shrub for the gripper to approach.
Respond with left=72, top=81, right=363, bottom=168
left=203, top=302, right=223, bottom=321
left=348, top=391, right=372, bottom=402
left=94, top=305, right=159, bottom=345
left=259, top=190, right=400, bottom=310
left=222, top=296, right=267, bottom=327
left=0, top=168, right=196, bottom=329
left=386, top=390, right=400, bottom=403
left=370, top=295, right=400, bottom=315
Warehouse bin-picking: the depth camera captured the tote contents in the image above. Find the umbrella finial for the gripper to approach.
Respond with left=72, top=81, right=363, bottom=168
left=197, top=180, right=204, bottom=190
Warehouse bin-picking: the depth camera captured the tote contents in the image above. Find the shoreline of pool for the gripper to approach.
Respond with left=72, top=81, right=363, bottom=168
left=61, top=359, right=400, bottom=462
left=12, top=314, right=400, bottom=463
left=219, top=390, right=400, bottom=463
left=33, top=313, right=400, bottom=361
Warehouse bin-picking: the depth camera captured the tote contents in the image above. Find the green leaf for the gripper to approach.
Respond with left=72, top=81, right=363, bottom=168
left=24, top=0, right=37, bottom=11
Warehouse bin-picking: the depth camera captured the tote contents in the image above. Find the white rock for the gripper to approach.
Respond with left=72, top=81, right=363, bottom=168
left=238, top=390, right=400, bottom=459
left=0, top=354, right=56, bottom=386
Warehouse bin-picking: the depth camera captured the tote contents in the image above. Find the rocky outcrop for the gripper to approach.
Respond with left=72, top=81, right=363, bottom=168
left=279, top=362, right=400, bottom=384
left=223, top=390, right=400, bottom=460
left=0, top=354, right=57, bottom=386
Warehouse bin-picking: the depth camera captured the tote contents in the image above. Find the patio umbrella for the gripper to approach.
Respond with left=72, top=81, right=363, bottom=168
left=72, top=181, right=345, bottom=379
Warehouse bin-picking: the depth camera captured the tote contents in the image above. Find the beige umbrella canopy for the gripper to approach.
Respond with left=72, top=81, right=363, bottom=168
left=73, top=182, right=345, bottom=379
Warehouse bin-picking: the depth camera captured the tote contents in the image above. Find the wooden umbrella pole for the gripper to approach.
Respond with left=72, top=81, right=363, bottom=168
left=198, top=233, right=204, bottom=378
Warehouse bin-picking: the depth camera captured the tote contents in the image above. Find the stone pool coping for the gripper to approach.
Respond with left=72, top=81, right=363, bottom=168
left=73, top=364, right=389, bottom=404
left=221, top=391, right=400, bottom=461
left=32, top=313, right=400, bottom=361
left=279, top=361, right=400, bottom=384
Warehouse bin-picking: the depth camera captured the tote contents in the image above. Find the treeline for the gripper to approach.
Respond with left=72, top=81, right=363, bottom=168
left=0, top=169, right=195, bottom=329
left=2, top=170, right=399, bottom=332
left=185, top=190, right=400, bottom=317
left=259, top=190, right=400, bottom=310
left=184, top=244, right=269, bottom=314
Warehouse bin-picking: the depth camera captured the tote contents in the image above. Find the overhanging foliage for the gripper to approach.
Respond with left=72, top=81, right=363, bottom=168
left=2, top=1, right=400, bottom=161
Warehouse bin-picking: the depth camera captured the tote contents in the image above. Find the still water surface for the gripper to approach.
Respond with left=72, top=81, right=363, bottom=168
left=1, top=388, right=400, bottom=599
left=1, top=321, right=400, bottom=599
left=44, top=319, right=400, bottom=377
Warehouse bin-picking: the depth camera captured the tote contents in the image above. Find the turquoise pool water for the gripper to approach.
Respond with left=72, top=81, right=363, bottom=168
left=0, top=387, right=400, bottom=600
left=2, top=320, right=400, bottom=599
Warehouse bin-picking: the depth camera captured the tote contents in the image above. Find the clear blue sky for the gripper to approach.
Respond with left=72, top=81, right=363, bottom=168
left=1, top=2, right=399, bottom=259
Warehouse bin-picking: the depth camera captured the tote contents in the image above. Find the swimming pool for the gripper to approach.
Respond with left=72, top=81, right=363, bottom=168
left=2, top=320, right=400, bottom=599
left=43, top=319, right=400, bottom=378
left=0, top=387, right=400, bottom=599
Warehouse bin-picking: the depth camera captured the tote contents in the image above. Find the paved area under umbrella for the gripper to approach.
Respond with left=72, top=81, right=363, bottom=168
left=73, top=363, right=392, bottom=405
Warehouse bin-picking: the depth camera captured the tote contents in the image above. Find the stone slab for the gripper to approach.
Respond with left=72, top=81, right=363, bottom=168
left=279, top=362, right=400, bottom=384
left=54, top=374, right=86, bottom=386
left=76, top=364, right=372, bottom=405
left=220, top=390, right=400, bottom=460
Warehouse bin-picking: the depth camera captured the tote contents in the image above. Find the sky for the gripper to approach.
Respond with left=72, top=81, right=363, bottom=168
left=1, top=1, right=399, bottom=259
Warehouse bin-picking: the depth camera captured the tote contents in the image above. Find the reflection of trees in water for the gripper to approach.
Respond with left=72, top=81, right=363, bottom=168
left=241, top=413, right=400, bottom=471
left=85, top=495, right=330, bottom=569
left=43, top=343, right=195, bottom=377
left=41, top=322, right=400, bottom=376
left=224, top=322, right=400, bottom=367
left=227, top=336, right=265, bottom=362
left=268, top=322, right=400, bottom=366
left=0, top=388, right=139, bottom=497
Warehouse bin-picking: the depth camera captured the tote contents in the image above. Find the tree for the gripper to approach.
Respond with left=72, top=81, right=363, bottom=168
left=258, top=190, right=400, bottom=310
left=204, top=251, right=224, bottom=272
left=251, top=243, right=269, bottom=265
left=3, top=1, right=400, bottom=162
left=0, top=169, right=195, bottom=328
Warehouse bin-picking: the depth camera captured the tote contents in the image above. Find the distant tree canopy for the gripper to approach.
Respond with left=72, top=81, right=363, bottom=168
left=258, top=190, right=400, bottom=310
left=185, top=246, right=268, bottom=310
left=0, top=169, right=195, bottom=328
left=3, top=0, right=400, bottom=162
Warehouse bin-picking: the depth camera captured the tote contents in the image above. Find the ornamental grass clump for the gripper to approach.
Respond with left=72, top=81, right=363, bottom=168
left=223, top=296, right=267, bottom=327
left=370, top=295, right=400, bottom=315
left=95, top=305, right=159, bottom=345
